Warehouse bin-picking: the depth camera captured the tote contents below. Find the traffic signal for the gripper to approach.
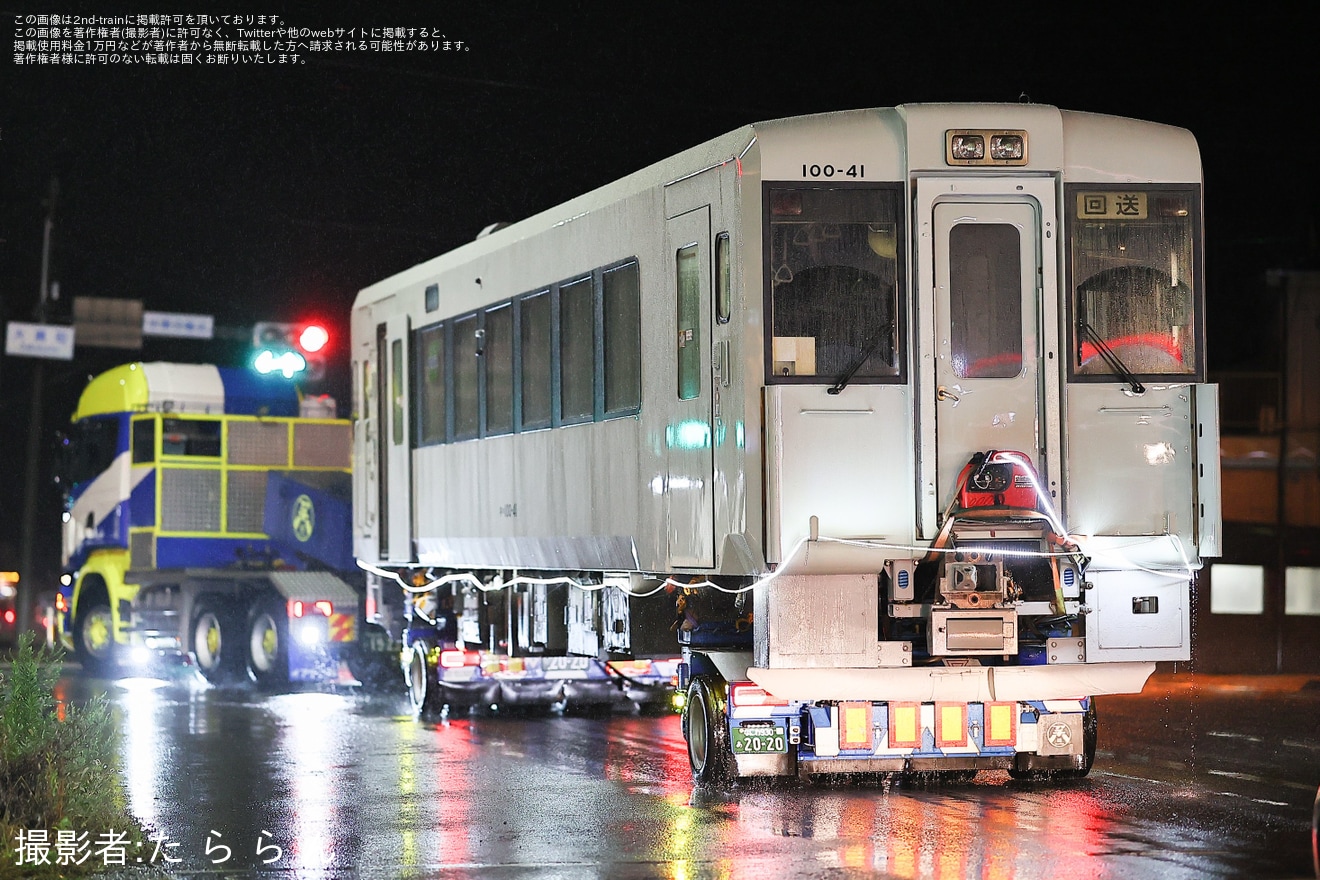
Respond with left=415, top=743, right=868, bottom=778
left=252, top=321, right=329, bottom=380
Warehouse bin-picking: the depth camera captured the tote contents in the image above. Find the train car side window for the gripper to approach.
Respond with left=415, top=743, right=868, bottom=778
left=453, top=315, right=480, bottom=441
left=676, top=243, right=701, bottom=400
left=715, top=232, right=731, bottom=324
left=485, top=304, right=514, bottom=436
left=1068, top=187, right=1201, bottom=380
left=521, top=291, right=552, bottom=430
left=603, top=260, right=642, bottom=414
left=949, top=223, right=1023, bottom=379
left=559, top=277, right=595, bottom=423
left=765, top=185, right=902, bottom=383
left=390, top=339, right=405, bottom=446
left=417, top=323, right=446, bottom=445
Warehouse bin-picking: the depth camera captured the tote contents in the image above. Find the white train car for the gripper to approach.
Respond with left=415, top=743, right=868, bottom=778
left=352, top=103, right=1221, bottom=781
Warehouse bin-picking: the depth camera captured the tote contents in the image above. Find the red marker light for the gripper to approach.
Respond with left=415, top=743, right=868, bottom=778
left=3, top=610, right=15, bottom=625
left=298, top=324, right=329, bottom=353
left=440, top=649, right=481, bottom=669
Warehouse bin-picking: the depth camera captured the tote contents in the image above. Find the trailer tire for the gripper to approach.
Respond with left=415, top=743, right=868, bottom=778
left=247, top=599, right=290, bottom=687
left=407, top=640, right=440, bottom=717
left=74, top=586, right=117, bottom=676
left=346, top=623, right=397, bottom=690
left=191, top=600, right=243, bottom=683
left=1009, top=699, right=1097, bottom=781
left=686, top=676, right=733, bottom=786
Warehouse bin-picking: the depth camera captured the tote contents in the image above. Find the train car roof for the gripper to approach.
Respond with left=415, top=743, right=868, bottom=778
left=73, top=362, right=301, bottom=421
left=354, top=103, right=1199, bottom=310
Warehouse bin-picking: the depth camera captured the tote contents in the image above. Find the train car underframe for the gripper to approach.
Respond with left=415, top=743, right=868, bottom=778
left=395, top=570, right=684, bottom=717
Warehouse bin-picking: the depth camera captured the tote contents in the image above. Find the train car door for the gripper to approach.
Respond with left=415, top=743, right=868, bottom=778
left=355, top=339, right=380, bottom=560
left=915, top=180, right=1061, bottom=532
left=666, top=206, right=716, bottom=568
left=375, top=313, right=413, bottom=562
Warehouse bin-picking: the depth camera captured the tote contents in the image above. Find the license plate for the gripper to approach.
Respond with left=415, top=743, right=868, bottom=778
left=732, top=724, right=787, bottom=754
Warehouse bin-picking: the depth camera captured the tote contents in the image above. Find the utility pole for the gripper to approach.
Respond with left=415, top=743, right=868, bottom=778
left=18, top=176, right=59, bottom=635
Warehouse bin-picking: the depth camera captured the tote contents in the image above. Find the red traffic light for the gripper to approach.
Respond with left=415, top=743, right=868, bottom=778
left=298, top=324, right=329, bottom=353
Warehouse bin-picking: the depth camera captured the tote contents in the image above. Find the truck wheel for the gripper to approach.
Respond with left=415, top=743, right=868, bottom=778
left=75, top=598, right=117, bottom=676
left=247, top=600, right=290, bottom=687
left=192, top=601, right=243, bottom=683
left=686, top=676, right=733, bottom=785
left=407, top=640, right=440, bottom=717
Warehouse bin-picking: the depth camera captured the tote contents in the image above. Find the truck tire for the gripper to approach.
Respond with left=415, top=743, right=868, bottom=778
left=191, top=600, right=243, bottom=683
left=407, top=640, right=440, bottom=717
left=247, top=599, right=290, bottom=687
left=74, top=589, right=117, bottom=676
left=686, top=676, right=733, bottom=785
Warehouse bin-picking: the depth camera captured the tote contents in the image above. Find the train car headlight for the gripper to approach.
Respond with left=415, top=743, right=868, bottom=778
left=949, top=133, right=985, bottom=160
left=947, top=129, right=1028, bottom=165
left=990, top=134, right=1024, bottom=160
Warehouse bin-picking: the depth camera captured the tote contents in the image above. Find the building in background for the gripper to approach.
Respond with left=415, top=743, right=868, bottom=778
left=1199, top=270, right=1320, bottom=673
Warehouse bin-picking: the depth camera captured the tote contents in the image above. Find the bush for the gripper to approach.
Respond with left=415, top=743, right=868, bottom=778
left=0, top=633, right=147, bottom=878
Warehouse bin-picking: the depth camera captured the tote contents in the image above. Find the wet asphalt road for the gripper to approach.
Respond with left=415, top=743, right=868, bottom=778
left=40, top=667, right=1320, bottom=879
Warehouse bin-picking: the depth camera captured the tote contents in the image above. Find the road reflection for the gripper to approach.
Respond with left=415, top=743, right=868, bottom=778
left=88, top=670, right=1307, bottom=879
left=272, top=692, right=341, bottom=871
left=677, top=778, right=1114, bottom=880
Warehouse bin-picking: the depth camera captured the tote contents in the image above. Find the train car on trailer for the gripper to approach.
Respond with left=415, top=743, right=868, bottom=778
left=352, top=103, right=1220, bottom=780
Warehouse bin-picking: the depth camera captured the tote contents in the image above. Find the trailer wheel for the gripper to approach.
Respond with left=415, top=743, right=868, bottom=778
left=686, top=676, right=733, bottom=785
left=1009, top=699, right=1098, bottom=781
left=346, top=623, right=397, bottom=690
left=191, top=600, right=243, bottom=683
left=247, top=600, right=289, bottom=687
left=74, top=591, right=117, bottom=676
left=407, top=640, right=440, bottom=717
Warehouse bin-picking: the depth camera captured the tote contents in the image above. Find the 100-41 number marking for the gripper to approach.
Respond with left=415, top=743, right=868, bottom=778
left=802, top=164, right=864, bottom=178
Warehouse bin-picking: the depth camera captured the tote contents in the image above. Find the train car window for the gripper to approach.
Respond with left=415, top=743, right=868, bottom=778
left=949, top=223, right=1023, bottom=379
left=715, top=233, right=732, bottom=324
left=417, top=323, right=446, bottom=445
left=1068, top=187, right=1200, bottom=379
left=676, top=243, right=701, bottom=400
left=131, top=418, right=156, bottom=463
left=424, top=283, right=439, bottom=313
left=766, top=186, right=902, bottom=382
left=521, top=291, right=552, bottom=429
left=485, top=304, right=514, bottom=435
left=559, top=277, right=595, bottom=422
left=603, top=260, right=642, bottom=413
left=391, top=340, right=404, bottom=446
left=453, top=315, right=480, bottom=440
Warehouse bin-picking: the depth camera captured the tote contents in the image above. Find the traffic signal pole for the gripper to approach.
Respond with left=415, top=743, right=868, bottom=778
left=18, top=177, right=58, bottom=636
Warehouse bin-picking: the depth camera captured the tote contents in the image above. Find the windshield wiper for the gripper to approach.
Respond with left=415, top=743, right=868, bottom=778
left=827, top=336, right=882, bottom=395
left=1079, top=321, right=1145, bottom=394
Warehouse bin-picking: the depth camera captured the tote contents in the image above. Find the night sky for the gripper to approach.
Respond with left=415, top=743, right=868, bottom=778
left=2, top=4, right=1316, bottom=588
